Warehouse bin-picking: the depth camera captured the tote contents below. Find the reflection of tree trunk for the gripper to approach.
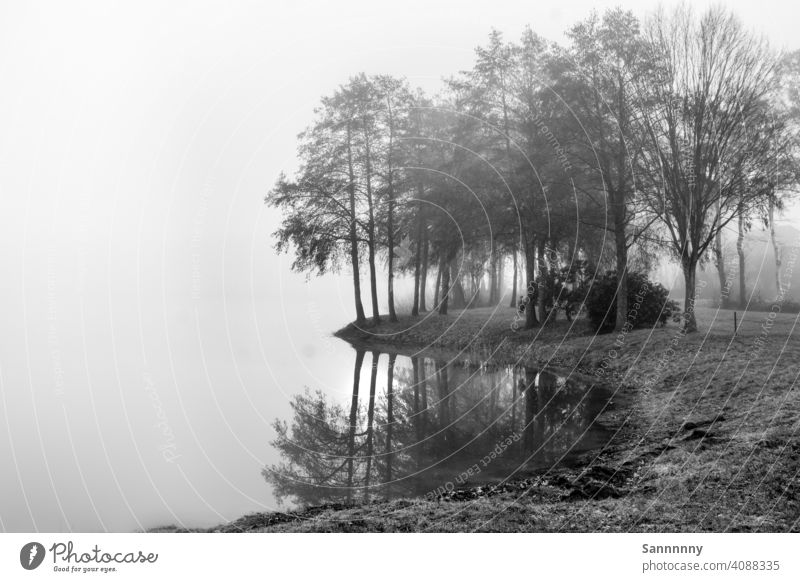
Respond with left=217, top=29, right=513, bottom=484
left=385, top=353, right=396, bottom=496
left=363, top=352, right=379, bottom=502
left=412, top=357, right=421, bottom=442
left=420, top=229, right=429, bottom=312
left=420, top=359, right=429, bottom=438
left=534, top=373, right=545, bottom=447
left=436, top=362, right=450, bottom=437
left=523, top=369, right=535, bottom=454
left=511, top=368, right=517, bottom=436
left=737, top=209, right=746, bottom=309
left=346, top=350, right=365, bottom=503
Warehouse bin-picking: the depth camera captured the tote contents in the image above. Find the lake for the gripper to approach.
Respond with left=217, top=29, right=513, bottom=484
left=265, top=345, right=615, bottom=507
left=0, top=288, right=613, bottom=532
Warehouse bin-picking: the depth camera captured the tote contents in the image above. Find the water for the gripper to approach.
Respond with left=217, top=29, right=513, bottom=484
left=0, top=284, right=614, bottom=532
left=265, top=346, right=615, bottom=507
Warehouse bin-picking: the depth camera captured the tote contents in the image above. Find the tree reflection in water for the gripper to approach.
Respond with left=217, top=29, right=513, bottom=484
left=263, top=348, right=613, bottom=507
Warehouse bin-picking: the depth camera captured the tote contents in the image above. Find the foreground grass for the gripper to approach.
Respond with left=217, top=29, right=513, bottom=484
left=171, top=306, right=800, bottom=532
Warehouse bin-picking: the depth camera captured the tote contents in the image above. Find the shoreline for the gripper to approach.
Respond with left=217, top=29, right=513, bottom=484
left=158, top=306, right=800, bottom=532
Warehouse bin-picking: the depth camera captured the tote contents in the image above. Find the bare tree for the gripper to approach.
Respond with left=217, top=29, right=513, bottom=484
left=636, top=6, right=786, bottom=331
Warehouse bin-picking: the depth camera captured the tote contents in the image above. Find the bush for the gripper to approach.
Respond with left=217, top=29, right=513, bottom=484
left=531, top=260, right=595, bottom=322
left=585, top=270, right=680, bottom=333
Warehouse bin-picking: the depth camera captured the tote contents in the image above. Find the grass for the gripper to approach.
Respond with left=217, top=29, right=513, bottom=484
left=163, top=306, right=800, bottom=532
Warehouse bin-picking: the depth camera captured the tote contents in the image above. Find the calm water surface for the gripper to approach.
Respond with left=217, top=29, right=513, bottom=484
left=0, top=292, right=613, bottom=532
left=266, top=345, right=615, bottom=506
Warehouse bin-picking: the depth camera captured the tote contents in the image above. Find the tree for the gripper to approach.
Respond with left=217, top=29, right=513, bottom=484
left=267, top=87, right=371, bottom=324
left=636, top=6, right=786, bottom=331
left=557, top=9, right=657, bottom=330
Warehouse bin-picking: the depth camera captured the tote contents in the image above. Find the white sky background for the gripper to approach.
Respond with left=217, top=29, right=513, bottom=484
left=1, top=0, right=799, bottom=531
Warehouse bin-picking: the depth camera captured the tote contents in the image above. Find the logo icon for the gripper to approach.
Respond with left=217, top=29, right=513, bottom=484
left=20, top=542, right=46, bottom=570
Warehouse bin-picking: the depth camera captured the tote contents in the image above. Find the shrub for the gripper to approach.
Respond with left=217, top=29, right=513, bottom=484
left=532, top=260, right=595, bottom=322
left=585, top=270, right=680, bottom=333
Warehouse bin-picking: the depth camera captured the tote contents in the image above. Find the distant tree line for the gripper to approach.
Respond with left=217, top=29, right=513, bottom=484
left=268, top=5, right=800, bottom=333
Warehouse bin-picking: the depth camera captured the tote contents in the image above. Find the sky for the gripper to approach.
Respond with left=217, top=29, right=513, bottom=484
left=1, top=0, right=799, bottom=319
left=1, top=0, right=799, bottom=532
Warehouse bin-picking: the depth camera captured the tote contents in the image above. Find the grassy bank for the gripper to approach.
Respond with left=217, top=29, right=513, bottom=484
left=183, top=306, right=800, bottom=532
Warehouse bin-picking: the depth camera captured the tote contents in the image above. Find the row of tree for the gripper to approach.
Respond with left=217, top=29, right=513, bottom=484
left=269, top=6, right=800, bottom=333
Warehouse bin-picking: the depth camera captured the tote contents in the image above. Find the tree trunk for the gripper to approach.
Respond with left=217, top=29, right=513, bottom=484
left=419, top=228, right=429, bottom=312
left=509, top=250, right=518, bottom=308
left=433, top=263, right=441, bottom=312
left=471, top=273, right=481, bottom=306
left=489, top=253, right=498, bottom=305
left=714, top=229, right=729, bottom=308
left=497, top=253, right=505, bottom=304
left=386, top=197, right=397, bottom=322
left=769, top=198, right=782, bottom=298
left=346, top=350, right=365, bottom=503
left=363, top=351, right=379, bottom=502
left=737, top=210, right=746, bottom=309
left=524, top=235, right=539, bottom=329
left=614, top=223, right=628, bottom=330
left=682, top=258, right=699, bottom=333
left=386, top=99, right=398, bottom=323
left=451, top=261, right=466, bottom=309
left=537, top=239, right=549, bottom=324
left=411, top=201, right=424, bottom=316
left=438, top=253, right=450, bottom=315
left=367, top=241, right=380, bottom=324
left=346, top=123, right=366, bottom=325
left=363, top=127, right=381, bottom=325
